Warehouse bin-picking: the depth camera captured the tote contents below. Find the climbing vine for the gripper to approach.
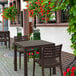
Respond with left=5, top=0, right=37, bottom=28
left=67, top=0, right=76, bottom=55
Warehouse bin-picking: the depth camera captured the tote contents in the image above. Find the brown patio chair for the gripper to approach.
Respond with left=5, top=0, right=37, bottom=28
left=33, top=44, right=63, bottom=76
left=14, top=35, right=34, bottom=69
left=0, top=31, right=10, bottom=49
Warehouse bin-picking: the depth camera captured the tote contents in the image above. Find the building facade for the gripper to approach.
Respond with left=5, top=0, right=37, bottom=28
left=8, top=0, right=72, bottom=54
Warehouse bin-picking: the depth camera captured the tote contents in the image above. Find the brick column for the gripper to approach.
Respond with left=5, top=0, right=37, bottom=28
left=56, top=10, right=61, bottom=23
left=23, top=9, right=29, bottom=35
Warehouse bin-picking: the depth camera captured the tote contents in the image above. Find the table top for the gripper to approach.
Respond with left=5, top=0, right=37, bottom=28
left=14, top=40, right=54, bottom=48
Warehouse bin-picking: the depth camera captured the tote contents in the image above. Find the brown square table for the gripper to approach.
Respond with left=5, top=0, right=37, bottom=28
left=14, top=40, right=55, bottom=76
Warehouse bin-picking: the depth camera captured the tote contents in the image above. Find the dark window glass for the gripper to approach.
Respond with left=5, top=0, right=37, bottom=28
left=61, top=6, right=69, bottom=23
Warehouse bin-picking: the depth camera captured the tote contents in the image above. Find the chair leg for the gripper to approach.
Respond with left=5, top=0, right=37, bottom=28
left=53, top=67, right=56, bottom=74
left=42, top=67, right=44, bottom=76
left=5, top=41, right=7, bottom=48
left=33, top=61, right=35, bottom=76
left=19, top=52, right=21, bottom=69
left=60, top=64, right=63, bottom=76
left=50, top=68, right=51, bottom=76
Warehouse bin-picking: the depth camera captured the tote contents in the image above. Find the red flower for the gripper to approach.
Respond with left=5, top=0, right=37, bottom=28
left=41, top=1, right=43, bottom=3
left=72, top=67, right=76, bottom=71
left=36, top=52, right=39, bottom=54
left=67, top=68, right=70, bottom=72
left=38, top=0, right=39, bottom=1
left=43, top=5, right=45, bottom=8
left=63, top=72, right=66, bottom=76
left=49, top=2, right=51, bottom=4
left=32, top=53, right=33, bottom=55
left=26, top=1, right=28, bottom=3
left=32, top=48, right=34, bottom=49
left=49, top=7, right=51, bottom=9
left=47, top=13, right=48, bottom=14
left=41, top=13, right=43, bottom=16
left=35, top=2, right=38, bottom=4
left=41, top=18, right=44, bottom=20
left=26, top=5, right=29, bottom=8
left=10, top=5, right=13, bottom=7
left=29, top=53, right=31, bottom=55
left=53, top=5, right=54, bottom=7
left=42, top=9, right=44, bottom=11
left=9, top=14, right=11, bottom=15
left=40, top=7, right=42, bottom=9
left=71, top=72, right=74, bottom=76
left=38, top=2, right=40, bottom=4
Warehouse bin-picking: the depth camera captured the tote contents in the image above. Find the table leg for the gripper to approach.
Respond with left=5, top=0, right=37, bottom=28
left=24, top=49, right=28, bottom=76
left=14, top=45, right=17, bottom=71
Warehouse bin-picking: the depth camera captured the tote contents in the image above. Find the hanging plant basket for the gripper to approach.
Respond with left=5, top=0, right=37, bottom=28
left=2, top=5, right=17, bottom=21
left=28, top=0, right=65, bottom=21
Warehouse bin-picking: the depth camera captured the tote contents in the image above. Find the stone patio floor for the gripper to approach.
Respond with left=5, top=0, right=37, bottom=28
left=0, top=45, right=74, bottom=76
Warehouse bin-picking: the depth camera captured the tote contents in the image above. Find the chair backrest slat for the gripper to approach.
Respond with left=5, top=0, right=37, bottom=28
left=41, top=44, right=62, bottom=59
left=0, top=31, right=10, bottom=39
left=55, top=44, right=62, bottom=57
left=41, top=44, right=55, bottom=59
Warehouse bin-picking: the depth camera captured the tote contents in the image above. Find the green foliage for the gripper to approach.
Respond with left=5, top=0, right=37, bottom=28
left=67, top=0, right=76, bottom=55
left=3, top=5, right=17, bottom=21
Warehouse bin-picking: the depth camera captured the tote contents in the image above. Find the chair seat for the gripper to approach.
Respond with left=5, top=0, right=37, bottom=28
left=17, top=48, right=34, bottom=53
left=35, top=59, right=60, bottom=68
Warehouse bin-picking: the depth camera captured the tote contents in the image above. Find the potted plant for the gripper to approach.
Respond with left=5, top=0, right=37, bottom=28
left=63, top=66, right=76, bottom=76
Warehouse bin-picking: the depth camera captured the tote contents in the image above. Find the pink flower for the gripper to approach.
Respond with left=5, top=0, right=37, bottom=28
left=32, top=53, right=33, bottom=55
left=72, top=67, right=76, bottom=71
left=36, top=52, right=39, bottom=54
left=67, top=68, right=70, bottom=72
left=29, top=53, right=31, bottom=55
left=63, top=72, right=66, bottom=76
left=71, top=72, right=74, bottom=76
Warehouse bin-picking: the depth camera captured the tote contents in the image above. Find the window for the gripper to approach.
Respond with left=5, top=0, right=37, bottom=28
left=10, top=12, right=23, bottom=27
left=61, top=6, right=69, bottom=23
left=38, top=12, right=56, bottom=24
left=47, top=12, right=56, bottom=23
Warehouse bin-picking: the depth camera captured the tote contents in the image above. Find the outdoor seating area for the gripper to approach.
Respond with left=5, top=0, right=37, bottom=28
left=0, top=0, right=76, bottom=76
left=0, top=45, right=74, bottom=76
